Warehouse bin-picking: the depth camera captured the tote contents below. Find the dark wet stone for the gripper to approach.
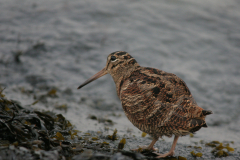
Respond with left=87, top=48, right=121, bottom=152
left=111, top=152, right=132, bottom=160
left=72, top=149, right=93, bottom=160
left=121, top=151, right=146, bottom=160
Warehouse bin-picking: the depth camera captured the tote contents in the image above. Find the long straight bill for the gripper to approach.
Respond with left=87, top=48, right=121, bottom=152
left=77, top=68, right=107, bottom=89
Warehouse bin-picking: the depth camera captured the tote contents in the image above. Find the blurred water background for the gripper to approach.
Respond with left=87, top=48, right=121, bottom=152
left=1, top=0, right=240, bottom=150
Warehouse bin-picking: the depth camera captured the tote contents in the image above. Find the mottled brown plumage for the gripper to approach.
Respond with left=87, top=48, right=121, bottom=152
left=78, top=51, right=212, bottom=158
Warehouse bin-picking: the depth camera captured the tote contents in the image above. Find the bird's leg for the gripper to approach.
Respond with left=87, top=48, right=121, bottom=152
left=154, top=135, right=179, bottom=158
left=146, top=138, right=158, bottom=151
left=132, top=137, right=158, bottom=151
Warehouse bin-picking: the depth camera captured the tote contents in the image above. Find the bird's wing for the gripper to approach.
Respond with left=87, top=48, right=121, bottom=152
left=120, top=67, right=206, bottom=128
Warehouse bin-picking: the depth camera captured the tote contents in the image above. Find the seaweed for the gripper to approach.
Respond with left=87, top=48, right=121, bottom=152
left=88, top=114, right=114, bottom=125
left=214, top=150, right=229, bottom=157
left=0, top=96, right=75, bottom=158
left=193, top=146, right=202, bottom=150
left=0, top=95, right=238, bottom=160
left=178, top=156, right=187, bottom=160
left=89, top=115, right=97, bottom=120
left=141, top=132, right=147, bottom=137
left=206, top=141, right=235, bottom=157
left=0, top=86, right=6, bottom=98
left=91, top=137, right=99, bottom=141
left=118, top=138, right=126, bottom=150
left=55, top=104, right=68, bottom=112
left=32, top=42, right=46, bottom=51
left=215, top=143, right=224, bottom=150
left=190, top=151, right=202, bottom=157
left=47, top=88, right=57, bottom=97
left=189, top=133, right=194, bottom=137
left=107, top=129, right=118, bottom=141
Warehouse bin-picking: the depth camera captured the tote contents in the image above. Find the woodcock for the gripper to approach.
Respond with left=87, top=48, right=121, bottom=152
left=78, top=51, right=212, bottom=158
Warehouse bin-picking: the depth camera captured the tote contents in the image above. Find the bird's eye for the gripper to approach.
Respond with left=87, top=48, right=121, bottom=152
left=110, top=56, right=117, bottom=62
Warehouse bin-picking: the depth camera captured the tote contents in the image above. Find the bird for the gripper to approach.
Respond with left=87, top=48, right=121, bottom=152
left=78, top=51, right=212, bottom=158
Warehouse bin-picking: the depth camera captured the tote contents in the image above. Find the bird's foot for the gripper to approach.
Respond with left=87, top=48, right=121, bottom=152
left=153, top=151, right=174, bottom=158
left=131, top=145, right=158, bottom=152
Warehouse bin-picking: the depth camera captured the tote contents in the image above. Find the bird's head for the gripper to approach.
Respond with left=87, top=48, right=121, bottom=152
left=78, top=51, right=139, bottom=89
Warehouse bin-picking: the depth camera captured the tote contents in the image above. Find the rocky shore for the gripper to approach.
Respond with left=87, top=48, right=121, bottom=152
left=0, top=93, right=239, bottom=160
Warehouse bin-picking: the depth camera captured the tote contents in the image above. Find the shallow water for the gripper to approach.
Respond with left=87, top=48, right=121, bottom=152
left=1, top=0, right=240, bottom=157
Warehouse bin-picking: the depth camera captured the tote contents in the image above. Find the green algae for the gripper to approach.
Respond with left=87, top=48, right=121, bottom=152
left=205, top=142, right=217, bottom=147
left=136, top=147, right=143, bottom=152
left=31, top=100, right=39, bottom=105
left=69, top=130, right=78, bottom=139
left=141, top=132, right=147, bottom=137
left=212, top=141, right=220, bottom=144
left=178, top=156, right=187, bottom=160
left=118, top=138, right=126, bottom=149
left=89, top=115, right=97, bottom=120
left=206, top=141, right=235, bottom=157
left=24, top=120, right=31, bottom=125
left=107, top=129, right=118, bottom=140
left=0, top=86, right=5, bottom=98
left=47, top=88, right=57, bottom=97
left=199, top=140, right=204, bottom=144
left=216, top=143, right=224, bottom=150
left=225, top=146, right=234, bottom=152
left=190, top=151, right=202, bottom=157
left=102, top=141, right=109, bottom=145
left=1, top=96, right=153, bottom=159
left=189, top=133, right=194, bottom=137
left=0, top=93, right=237, bottom=159
left=55, top=104, right=68, bottom=112
left=91, top=137, right=99, bottom=141
left=105, top=119, right=113, bottom=123
left=84, top=133, right=91, bottom=136
left=55, top=132, right=65, bottom=140
left=216, top=150, right=229, bottom=157
left=194, top=146, right=202, bottom=149
left=88, top=114, right=114, bottom=125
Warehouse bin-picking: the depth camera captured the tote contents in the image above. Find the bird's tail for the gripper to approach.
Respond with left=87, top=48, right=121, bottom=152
left=202, top=110, right=213, bottom=116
